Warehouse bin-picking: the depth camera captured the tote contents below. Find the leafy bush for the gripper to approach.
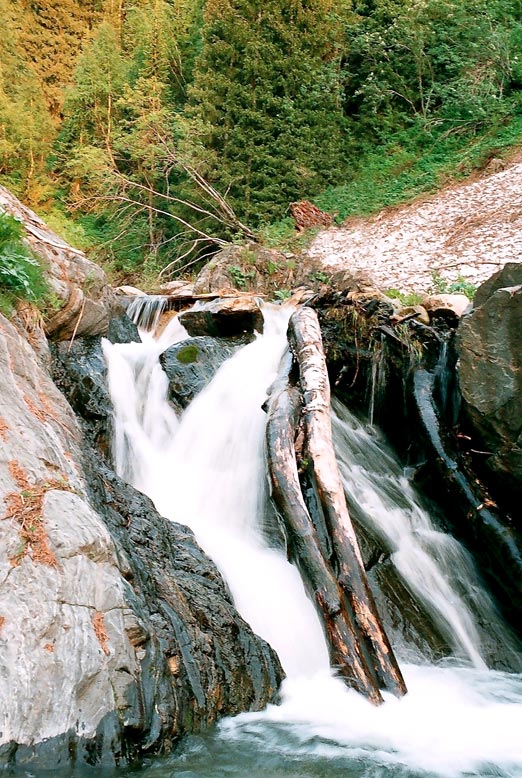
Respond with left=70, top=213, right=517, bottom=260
left=0, top=212, right=47, bottom=311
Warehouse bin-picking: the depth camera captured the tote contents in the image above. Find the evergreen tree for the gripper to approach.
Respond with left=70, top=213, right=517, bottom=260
left=58, top=21, right=128, bottom=196
left=190, top=0, right=347, bottom=224
left=18, top=0, right=102, bottom=116
left=0, top=0, right=54, bottom=200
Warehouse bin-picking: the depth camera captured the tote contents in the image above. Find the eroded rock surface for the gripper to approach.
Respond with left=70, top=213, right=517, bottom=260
left=0, top=313, right=283, bottom=772
left=0, top=314, right=137, bottom=765
left=160, top=336, right=241, bottom=409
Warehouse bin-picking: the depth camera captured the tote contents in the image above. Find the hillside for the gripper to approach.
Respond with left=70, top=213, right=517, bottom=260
left=308, top=154, right=522, bottom=295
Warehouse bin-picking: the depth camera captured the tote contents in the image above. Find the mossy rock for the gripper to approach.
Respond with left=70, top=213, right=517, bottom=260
left=160, top=336, right=246, bottom=409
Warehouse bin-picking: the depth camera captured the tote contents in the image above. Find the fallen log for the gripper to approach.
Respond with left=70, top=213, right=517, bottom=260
left=289, top=307, right=407, bottom=698
left=266, top=365, right=383, bottom=703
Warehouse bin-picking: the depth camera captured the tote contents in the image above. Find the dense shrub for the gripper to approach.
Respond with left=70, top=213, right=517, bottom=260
left=0, top=212, right=47, bottom=311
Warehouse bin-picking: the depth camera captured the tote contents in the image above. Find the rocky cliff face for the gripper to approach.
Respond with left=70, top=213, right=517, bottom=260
left=0, top=194, right=283, bottom=772
left=0, top=314, right=139, bottom=767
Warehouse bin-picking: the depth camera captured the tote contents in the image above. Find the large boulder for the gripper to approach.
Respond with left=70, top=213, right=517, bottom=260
left=0, top=186, right=114, bottom=340
left=473, top=262, right=522, bottom=308
left=159, top=336, right=241, bottom=410
left=457, top=283, right=522, bottom=506
left=193, top=244, right=280, bottom=295
left=0, top=314, right=283, bottom=772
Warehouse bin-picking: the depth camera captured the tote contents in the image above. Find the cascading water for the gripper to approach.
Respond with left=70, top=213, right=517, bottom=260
left=331, top=398, right=520, bottom=670
left=105, top=303, right=330, bottom=677
left=103, top=302, right=522, bottom=778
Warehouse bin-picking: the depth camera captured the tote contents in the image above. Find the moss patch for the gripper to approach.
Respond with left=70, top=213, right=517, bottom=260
left=176, top=344, right=200, bottom=364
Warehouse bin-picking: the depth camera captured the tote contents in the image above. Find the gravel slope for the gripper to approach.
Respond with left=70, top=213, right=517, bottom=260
left=308, top=158, right=522, bottom=293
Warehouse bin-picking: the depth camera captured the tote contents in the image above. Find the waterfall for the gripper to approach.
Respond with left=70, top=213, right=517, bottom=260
left=104, top=303, right=522, bottom=778
left=104, top=304, right=330, bottom=678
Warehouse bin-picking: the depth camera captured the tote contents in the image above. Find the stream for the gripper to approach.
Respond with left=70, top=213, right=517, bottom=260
left=103, top=304, right=522, bottom=778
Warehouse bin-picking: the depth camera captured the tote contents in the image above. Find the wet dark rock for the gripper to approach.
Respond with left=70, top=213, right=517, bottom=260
left=369, top=559, right=452, bottom=662
left=17, top=317, right=285, bottom=772
left=106, top=308, right=141, bottom=344
left=457, top=284, right=522, bottom=508
left=51, top=337, right=112, bottom=457
left=50, top=313, right=139, bottom=457
left=310, top=284, right=522, bottom=647
left=1, top=449, right=283, bottom=773
left=160, top=337, right=242, bottom=409
left=350, top=519, right=452, bottom=662
left=411, top=366, right=522, bottom=641
left=80, top=455, right=284, bottom=764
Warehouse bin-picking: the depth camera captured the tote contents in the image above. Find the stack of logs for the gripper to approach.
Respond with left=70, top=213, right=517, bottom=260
left=265, top=307, right=407, bottom=704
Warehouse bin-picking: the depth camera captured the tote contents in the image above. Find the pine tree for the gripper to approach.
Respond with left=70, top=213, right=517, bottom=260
left=58, top=21, right=128, bottom=194
left=190, top=0, right=347, bottom=224
left=18, top=0, right=102, bottom=117
left=0, top=0, right=54, bottom=200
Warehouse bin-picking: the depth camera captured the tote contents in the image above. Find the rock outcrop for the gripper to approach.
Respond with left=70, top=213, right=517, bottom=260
left=179, top=296, right=264, bottom=337
left=0, top=186, right=114, bottom=340
left=457, top=265, right=522, bottom=512
left=310, top=282, right=522, bottom=650
left=0, top=184, right=285, bottom=771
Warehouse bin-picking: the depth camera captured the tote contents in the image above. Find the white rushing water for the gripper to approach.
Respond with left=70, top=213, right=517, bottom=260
left=331, top=398, right=520, bottom=670
left=104, top=303, right=522, bottom=778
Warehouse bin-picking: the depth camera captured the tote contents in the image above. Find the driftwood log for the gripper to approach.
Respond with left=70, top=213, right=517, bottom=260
left=266, top=308, right=407, bottom=703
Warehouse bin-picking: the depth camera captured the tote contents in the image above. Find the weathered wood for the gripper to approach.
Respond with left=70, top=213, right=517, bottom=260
left=266, top=370, right=383, bottom=703
left=289, top=307, right=407, bottom=698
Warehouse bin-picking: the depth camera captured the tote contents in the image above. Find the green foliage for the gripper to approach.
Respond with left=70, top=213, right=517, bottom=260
left=18, top=0, right=101, bottom=116
left=257, top=218, right=320, bottom=254
left=227, top=265, right=255, bottom=289
left=189, top=0, right=348, bottom=225
left=273, top=289, right=292, bottom=301
left=314, top=113, right=522, bottom=221
left=309, top=270, right=331, bottom=284
left=0, top=0, right=55, bottom=201
left=0, top=212, right=47, bottom=311
left=1, top=0, right=522, bottom=288
left=429, top=271, right=477, bottom=297
left=343, top=0, right=521, bottom=139
left=386, top=288, right=424, bottom=306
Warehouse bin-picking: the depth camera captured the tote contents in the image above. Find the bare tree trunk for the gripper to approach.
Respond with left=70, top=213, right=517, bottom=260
left=287, top=307, right=407, bottom=699
left=266, top=368, right=383, bottom=703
